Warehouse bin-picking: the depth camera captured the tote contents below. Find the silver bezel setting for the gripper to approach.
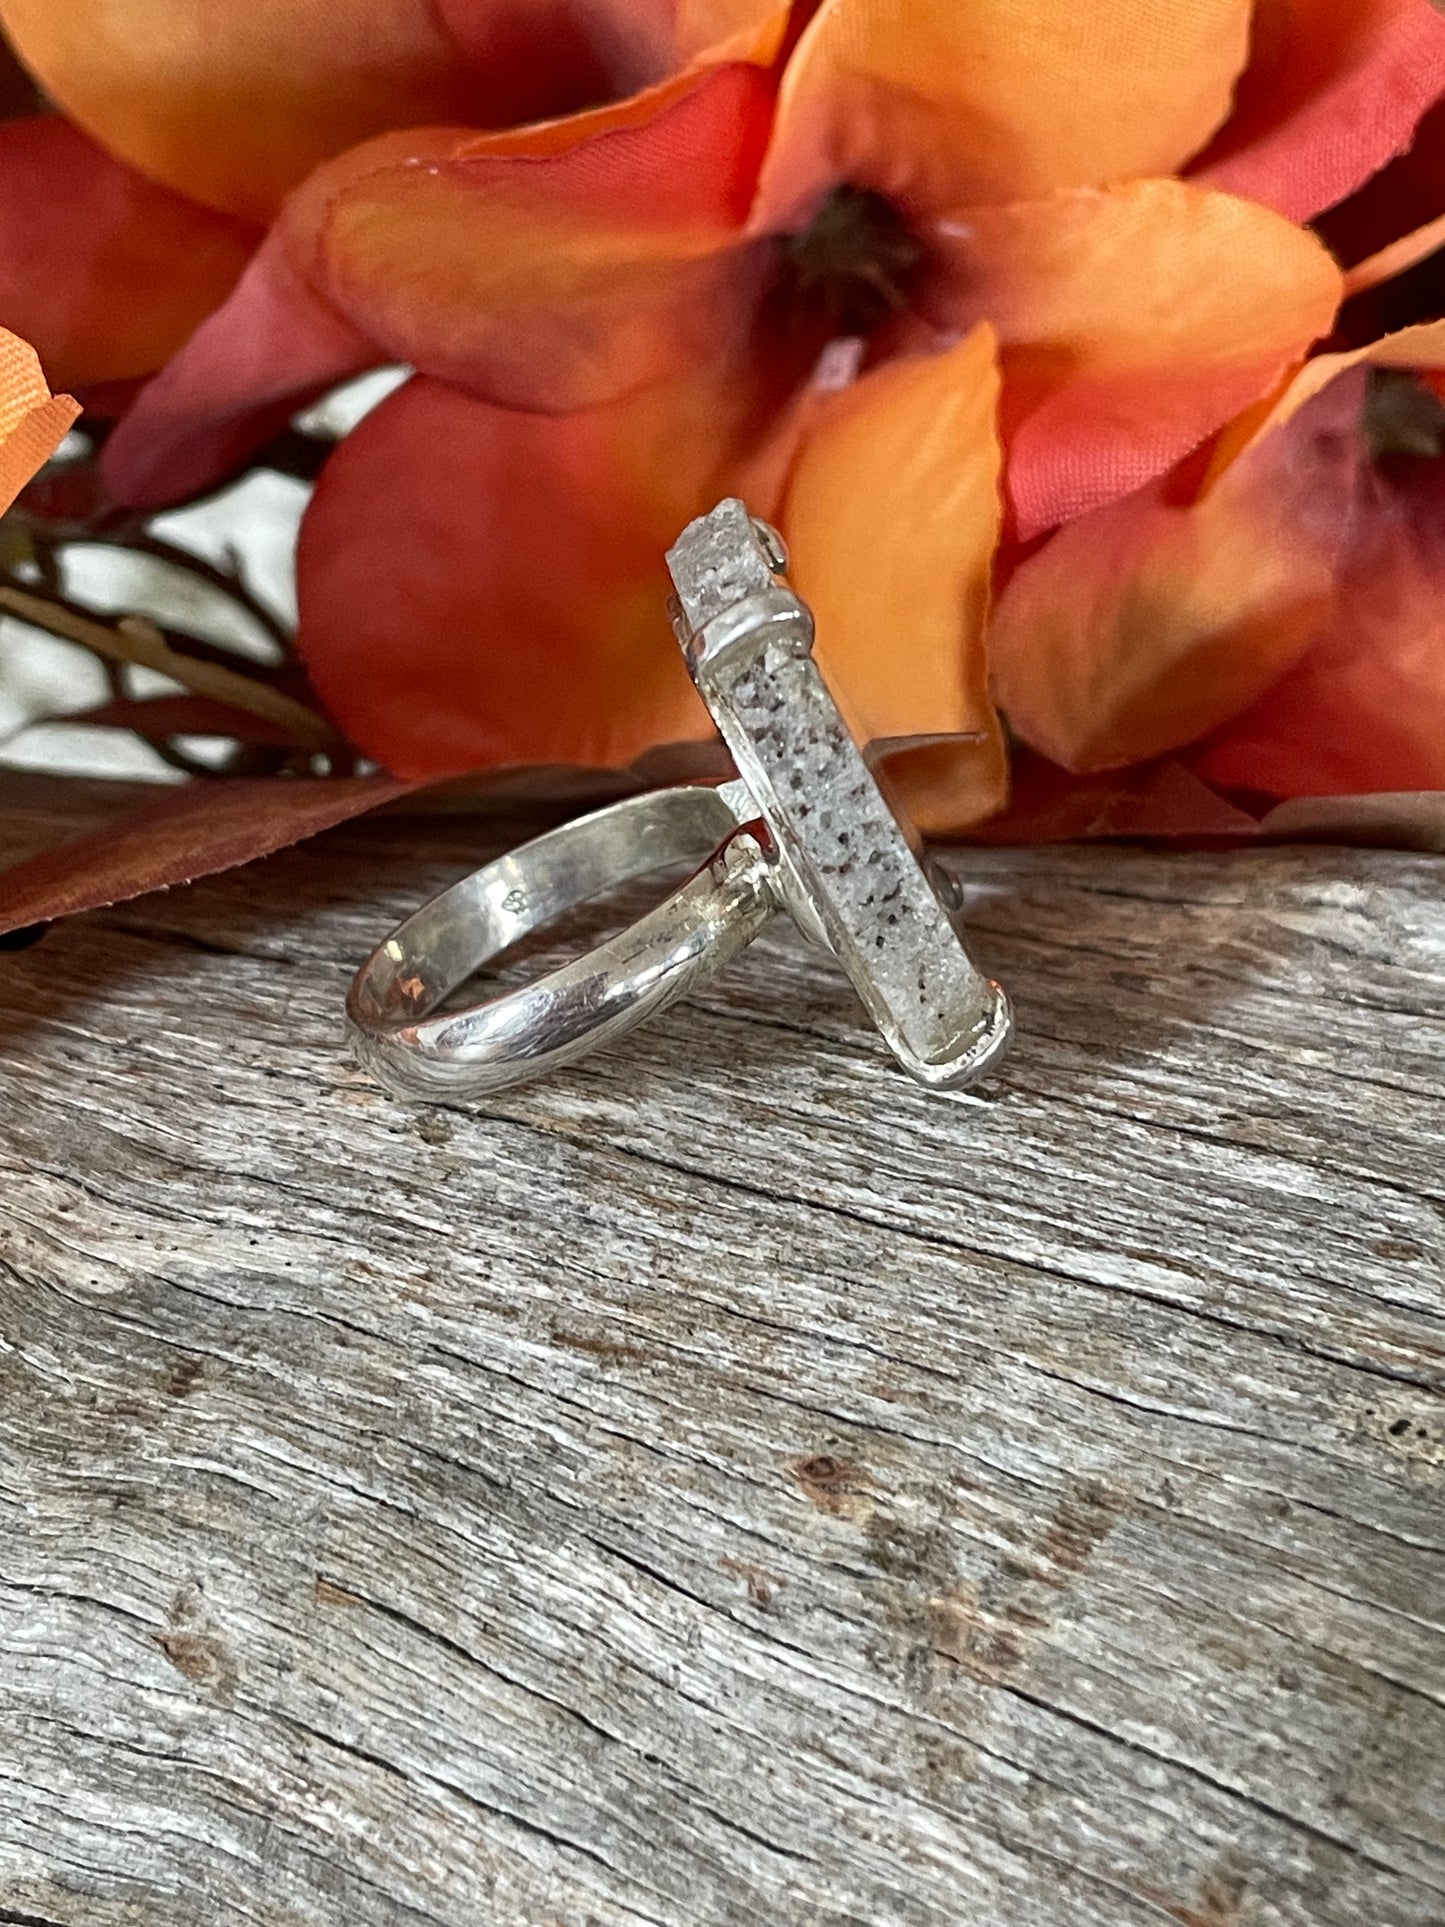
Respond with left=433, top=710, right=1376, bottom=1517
left=667, top=499, right=1012, bottom=1090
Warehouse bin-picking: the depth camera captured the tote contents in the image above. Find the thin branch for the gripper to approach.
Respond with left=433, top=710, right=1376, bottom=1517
left=144, top=735, right=296, bottom=781
left=250, top=426, right=335, bottom=486
left=111, top=527, right=295, bottom=653
left=14, top=518, right=297, bottom=661
left=0, top=587, right=339, bottom=752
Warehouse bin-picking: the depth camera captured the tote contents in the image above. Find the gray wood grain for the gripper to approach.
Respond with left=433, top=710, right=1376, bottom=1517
left=1, top=771, right=1442, bottom=1927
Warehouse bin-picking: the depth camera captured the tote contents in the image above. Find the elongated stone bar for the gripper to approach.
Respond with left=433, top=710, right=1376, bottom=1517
left=667, top=498, right=1011, bottom=1089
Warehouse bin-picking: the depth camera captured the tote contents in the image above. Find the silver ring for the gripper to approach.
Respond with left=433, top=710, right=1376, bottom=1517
left=348, top=499, right=1012, bottom=1097
left=347, top=780, right=777, bottom=1100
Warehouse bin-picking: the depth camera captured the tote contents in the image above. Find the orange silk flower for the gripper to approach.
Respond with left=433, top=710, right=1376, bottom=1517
left=1, top=0, right=1444, bottom=829
left=0, top=321, right=79, bottom=509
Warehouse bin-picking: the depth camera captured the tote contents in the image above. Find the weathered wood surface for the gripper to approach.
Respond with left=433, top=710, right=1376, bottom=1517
left=1, top=770, right=1443, bottom=1927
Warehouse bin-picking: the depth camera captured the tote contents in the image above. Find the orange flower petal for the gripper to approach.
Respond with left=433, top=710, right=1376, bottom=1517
left=923, top=179, right=1343, bottom=538
left=0, top=324, right=79, bottom=513
left=0, top=0, right=479, bottom=222
left=0, top=116, right=256, bottom=391
left=1192, top=0, right=1445, bottom=222
left=295, top=365, right=787, bottom=778
left=780, top=326, right=1007, bottom=832
left=989, top=370, right=1364, bottom=773
left=756, top=0, right=1252, bottom=226
left=434, top=0, right=787, bottom=97
left=316, top=62, right=775, bottom=412
left=0, top=0, right=785, bottom=225
left=102, top=61, right=779, bottom=509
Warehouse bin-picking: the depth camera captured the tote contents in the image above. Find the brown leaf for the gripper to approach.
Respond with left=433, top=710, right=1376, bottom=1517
left=0, top=772, right=419, bottom=934
left=968, top=752, right=1263, bottom=845
left=66, top=693, right=309, bottom=748
left=961, top=755, right=1445, bottom=851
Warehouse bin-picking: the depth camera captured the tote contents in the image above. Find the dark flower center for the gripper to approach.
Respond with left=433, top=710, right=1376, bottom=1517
left=1364, top=369, right=1445, bottom=463
left=774, top=185, right=925, bottom=337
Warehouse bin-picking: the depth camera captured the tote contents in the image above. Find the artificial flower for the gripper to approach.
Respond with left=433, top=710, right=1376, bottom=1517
left=0, top=0, right=1441, bottom=906
left=990, top=334, right=1445, bottom=798
left=0, top=319, right=79, bottom=510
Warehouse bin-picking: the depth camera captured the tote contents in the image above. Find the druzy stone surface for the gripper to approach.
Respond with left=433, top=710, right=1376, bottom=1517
left=668, top=500, right=1010, bottom=1087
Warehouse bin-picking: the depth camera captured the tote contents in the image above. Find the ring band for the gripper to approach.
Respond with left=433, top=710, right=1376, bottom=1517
left=347, top=780, right=777, bottom=1100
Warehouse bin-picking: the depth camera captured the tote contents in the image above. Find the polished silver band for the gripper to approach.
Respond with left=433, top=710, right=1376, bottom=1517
left=347, top=779, right=777, bottom=1100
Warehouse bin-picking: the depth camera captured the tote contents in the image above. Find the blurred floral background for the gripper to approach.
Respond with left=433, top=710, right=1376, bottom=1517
left=0, top=0, right=1444, bottom=933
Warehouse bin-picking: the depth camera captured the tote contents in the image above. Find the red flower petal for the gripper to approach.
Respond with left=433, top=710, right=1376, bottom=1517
left=294, top=367, right=786, bottom=778
left=1192, top=0, right=1445, bottom=222
left=1190, top=473, right=1445, bottom=797
left=101, top=227, right=378, bottom=508
left=1318, top=99, right=1445, bottom=269
left=0, top=116, right=257, bottom=392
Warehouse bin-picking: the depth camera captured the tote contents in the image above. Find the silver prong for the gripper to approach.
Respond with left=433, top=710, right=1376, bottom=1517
left=750, top=518, right=788, bottom=574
